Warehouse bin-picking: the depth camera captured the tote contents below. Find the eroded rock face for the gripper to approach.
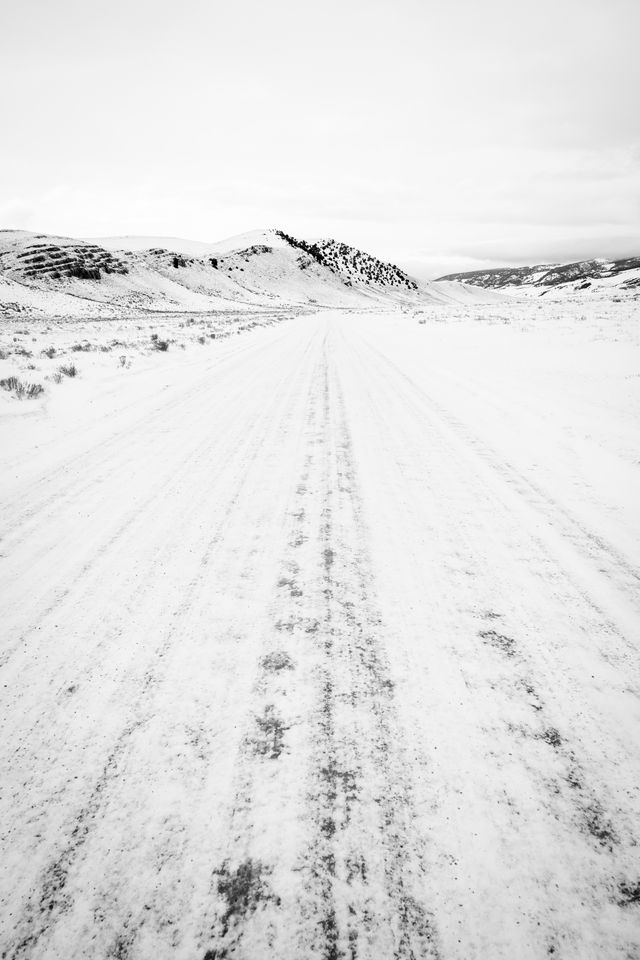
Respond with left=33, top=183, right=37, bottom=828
left=0, top=231, right=129, bottom=283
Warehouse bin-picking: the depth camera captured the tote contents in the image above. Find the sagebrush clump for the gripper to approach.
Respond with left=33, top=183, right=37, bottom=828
left=0, top=376, right=44, bottom=399
left=151, top=333, right=169, bottom=351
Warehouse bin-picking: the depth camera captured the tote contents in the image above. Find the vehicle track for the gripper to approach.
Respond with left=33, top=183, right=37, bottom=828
left=2, top=322, right=322, bottom=957
left=1, top=326, right=314, bottom=665
left=198, top=332, right=439, bottom=960
left=352, top=331, right=640, bottom=636
left=335, top=319, right=640, bottom=959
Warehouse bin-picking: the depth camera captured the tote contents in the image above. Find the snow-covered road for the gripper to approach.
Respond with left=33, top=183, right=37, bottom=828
left=2, top=309, right=639, bottom=959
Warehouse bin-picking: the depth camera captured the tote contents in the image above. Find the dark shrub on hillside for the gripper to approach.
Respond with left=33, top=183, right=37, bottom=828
left=68, top=265, right=101, bottom=280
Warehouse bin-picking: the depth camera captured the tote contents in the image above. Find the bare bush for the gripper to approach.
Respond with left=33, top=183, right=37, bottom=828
left=0, top=376, right=44, bottom=399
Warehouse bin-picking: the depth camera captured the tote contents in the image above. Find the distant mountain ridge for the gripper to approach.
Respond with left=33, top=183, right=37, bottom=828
left=437, top=256, right=640, bottom=292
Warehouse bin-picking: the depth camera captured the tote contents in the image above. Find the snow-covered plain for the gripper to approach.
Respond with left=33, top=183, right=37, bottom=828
left=1, top=294, right=639, bottom=959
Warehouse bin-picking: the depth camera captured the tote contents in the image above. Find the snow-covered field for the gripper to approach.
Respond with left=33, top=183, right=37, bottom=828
left=1, top=296, right=639, bottom=959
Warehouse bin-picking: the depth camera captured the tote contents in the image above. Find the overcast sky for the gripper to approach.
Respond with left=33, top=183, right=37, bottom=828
left=1, top=0, right=639, bottom=276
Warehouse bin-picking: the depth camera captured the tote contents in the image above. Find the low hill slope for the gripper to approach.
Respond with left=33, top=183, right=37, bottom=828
left=0, top=227, right=500, bottom=318
left=274, top=231, right=418, bottom=292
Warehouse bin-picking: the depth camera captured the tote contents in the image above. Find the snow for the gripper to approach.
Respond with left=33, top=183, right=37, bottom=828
left=428, top=278, right=511, bottom=303
left=205, top=228, right=292, bottom=254
left=1, top=294, right=639, bottom=959
left=86, top=235, right=222, bottom=256
left=88, top=229, right=292, bottom=257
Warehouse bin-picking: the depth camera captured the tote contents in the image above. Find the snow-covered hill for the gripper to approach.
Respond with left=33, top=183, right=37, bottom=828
left=437, top=256, right=640, bottom=295
left=273, top=231, right=418, bottom=291
left=88, top=235, right=221, bottom=257
left=0, top=227, right=497, bottom=318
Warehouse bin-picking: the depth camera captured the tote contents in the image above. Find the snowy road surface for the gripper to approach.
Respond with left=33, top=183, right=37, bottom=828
left=2, top=310, right=639, bottom=959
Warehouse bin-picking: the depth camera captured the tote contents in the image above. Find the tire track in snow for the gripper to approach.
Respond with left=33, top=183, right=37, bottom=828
left=355, top=334, right=640, bottom=638
left=2, top=329, right=321, bottom=960
left=336, top=319, right=640, bottom=959
left=0, top=329, right=301, bottom=661
left=0, top=325, right=292, bottom=527
left=1, top=329, right=318, bottom=762
left=198, top=331, right=439, bottom=959
left=304, top=347, right=439, bottom=960
left=5, top=719, right=145, bottom=960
